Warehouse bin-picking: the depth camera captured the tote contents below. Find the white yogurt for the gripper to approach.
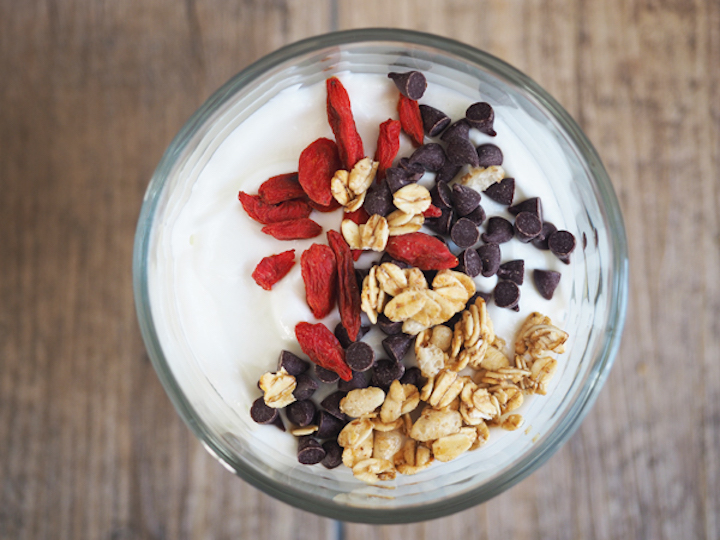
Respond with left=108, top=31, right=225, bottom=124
left=148, top=72, right=574, bottom=470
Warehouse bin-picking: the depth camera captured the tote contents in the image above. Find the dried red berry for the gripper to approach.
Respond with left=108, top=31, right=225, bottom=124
left=326, top=77, right=365, bottom=170
left=385, top=232, right=459, bottom=270
left=261, top=218, right=322, bottom=240
left=301, top=244, right=338, bottom=319
left=422, top=204, right=442, bottom=218
left=238, top=192, right=312, bottom=225
left=343, top=206, right=370, bottom=225
left=295, top=322, right=353, bottom=381
left=306, top=198, right=342, bottom=213
left=251, top=250, right=296, bottom=290
left=397, top=94, right=424, bottom=147
left=258, top=173, right=305, bottom=204
left=374, top=119, right=401, bottom=181
left=326, top=230, right=362, bottom=341
left=298, top=138, right=342, bottom=207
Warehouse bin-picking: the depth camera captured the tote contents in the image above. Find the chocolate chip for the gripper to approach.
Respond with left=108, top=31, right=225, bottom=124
left=419, top=104, right=451, bottom=137
left=345, top=342, right=375, bottom=372
left=315, top=364, right=340, bottom=384
left=446, top=137, right=480, bottom=167
left=514, top=212, right=543, bottom=242
left=477, top=243, right=501, bottom=277
left=277, top=350, right=309, bottom=376
left=270, top=413, right=286, bottom=432
left=378, top=313, right=403, bottom=335
left=425, top=208, right=454, bottom=235
left=320, top=391, right=348, bottom=421
left=481, top=216, right=514, bottom=244
left=531, top=221, right=557, bottom=250
left=451, top=184, right=482, bottom=216
left=534, top=269, right=562, bottom=300
left=379, top=252, right=410, bottom=268
left=371, top=359, right=406, bottom=389
left=423, top=269, right=438, bottom=284
left=338, top=370, right=370, bottom=392
left=476, top=144, right=503, bottom=167
left=494, top=281, right=520, bottom=309
left=409, top=143, right=446, bottom=172
left=398, top=158, right=426, bottom=181
left=250, top=397, right=278, bottom=424
left=316, top=411, right=346, bottom=439
left=430, top=182, right=453, bottom=209
left=321, top=440, right=343, bottom=469
left=471, top=290, right=492, bottom=304
left=440, top=119, right=471, bottom=141
left=335, top=322, right=370, bottom=349
left=435, top=161, right=462, bottom=184
left=286, top=399, right=316, bottom=427
left=548, top=230, right=576, bottom=264
left=400, top=366, right=425, bottom=388
left=363, top=179, right=395, bottom=217
left=458, top=248, right=483, bottom=277
left=388, top=71, right=427, bottom=100
left=385, top=167, right=415, bottom=193
left=450, top=217, right=480, bottom=248
left=497, top=259, right=525, bottom=285
left=464, top=204, right=486, bottom=226
left=483, top=177, right=515, bottom=205
left=355, top=268, right=369, bottom=292
left=293, top=373, right=318, bottom=401
left=509, top=197, right=543, bottom=220
left=382, top=334, right=414, bottom=363
left=465, top=102, right=496, bottom=136
left=297, top=436, right=325, bottom=465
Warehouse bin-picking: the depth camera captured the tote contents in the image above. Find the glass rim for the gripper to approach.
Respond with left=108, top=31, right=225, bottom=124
left=133, top=27, right=629, bottom=523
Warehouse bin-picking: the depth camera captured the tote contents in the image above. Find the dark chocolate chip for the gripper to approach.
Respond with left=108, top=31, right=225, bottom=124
left=458, top=248, right=483, bottom=277
left=423, top=269, right=438, bottom=284
left=320, top=391, right=349, bottom=421
left=409, top=143, right=446, bottom=172
left=477, top=243, right=501, bottom=277
left=451, top=184, right=482, bottom=216
left=494, top=281, right=520, bottom=309
left=398, top=158, right=426, bottom=181
left=315, top=364, right=340, bottom=384
left=250, top=397, right=278, bottom=424
left=371, top=359, right=406, bottom=389
left=286, top=399, right=316, bottom=427
left=430, top=182, right=453, bottom=209
left=345, top=342, right=375, bottom=372
left=293, top=373, right=318, bottom=401
left=379, top=252, right=410, bottom=268
left=483, top=177, right=515, bottom=205
left=548, top=230, right=576, bottom=264
left=316, top=411, right=346, bottom=439
left=425, top=208, right=454, bottom=235
left=363, top=179, right=395, bottom=217
left=388, top=71, right=427, bottom=100
left=465, top=102, right=496, bottom=136
left=481, top=216, right=514, bottom=244
left=509, top=197, right=543, bottom=220
left=464, top=204, right=486, bottom=226
left=471, top=290, right=492, bottom=303
left=321, top=440, right=343, bottom=469
left=534, top=270, right=562, bottom=300
left=338, top=370, right=370, bottom=392
left=440, top=119, right=471, bottom=141
left=385, top=167, right=415, bottom=193
left=444, top=311, right=463, bottom=329
left=450, top=217, right=480, bottom=248
left=271, top=413, right=286, bottom=432
left=355, top=268, right=369, bottom=292
left=514, top=212, right=543, bottom=242
left=382, top=334, right=414, bottom=363
left=419, top=104, right=451, bottom=137
left=277, top=350, right=310, bottom=376
left=378, top=313, right=403, bottom=335
left=446, top=137, right=480, bottom=167
left=435, top=161, right=462, bottom=184
left=497, top=259, right=525, bottom=285
left=531, top=221, right=557, bottom=250
left=400, top=366, right=425, bottom=388
left=297, top=436, right=325, bottom=465
left=476, top=144, right=503, bottom=167
left=335, top=322, right=369, bottom=348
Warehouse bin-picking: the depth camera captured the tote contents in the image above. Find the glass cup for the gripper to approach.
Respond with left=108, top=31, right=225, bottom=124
left=133, top=28, right=628, bottom=523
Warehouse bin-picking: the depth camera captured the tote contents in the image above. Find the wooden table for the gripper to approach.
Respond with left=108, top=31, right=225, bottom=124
left=1, top=1, right=718, bottom=538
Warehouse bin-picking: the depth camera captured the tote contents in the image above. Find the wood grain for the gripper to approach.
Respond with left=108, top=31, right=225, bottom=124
left=1, top=0, right=718, bottom=538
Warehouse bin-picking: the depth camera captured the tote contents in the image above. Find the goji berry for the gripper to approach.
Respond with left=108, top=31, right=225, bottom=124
left=385, top=232, right=459, bottom=270
left=295, top=321, right=352, bottom=381
left=306, top=197, right=342, bottom=213
left=326, top=77, right=364, bottom=170
left=422, top=204, right=442, bottom=218
left=300, top=244, right=337, bottom=319
left=238, top=192, right=312, bottom=225
left=261, top=218, right=322, bottom=240
left=251, top=250, right=296, bottom=291
left=351, top=249, right=363, bottom=261
left=298, top=138, right=342, bottom=207
left=344, top=206, right=370, bottom=225
left=326, top=230, right=362, bottom=341
left=258, top=173, right=305, bottom=204
left=397, top=94, right=424, bottom=147
left=374, top=119, right=401, bottom=180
